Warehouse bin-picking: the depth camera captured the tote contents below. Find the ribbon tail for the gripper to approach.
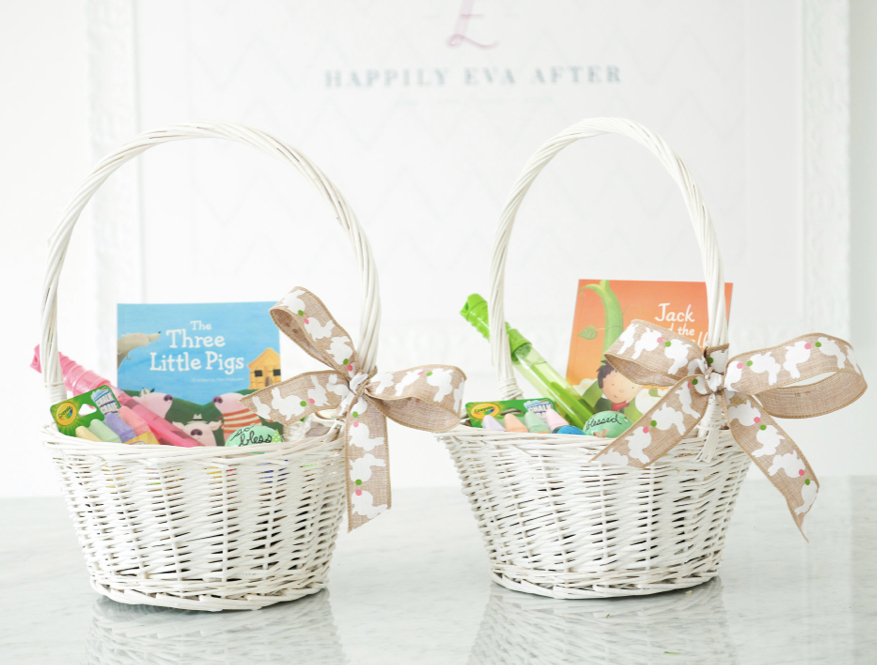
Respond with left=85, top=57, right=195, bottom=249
left=725, top=394, right=818, bottom=540
left=592, top=376, right=710, bottom=469
left=344, top=400, right=391, bottom=531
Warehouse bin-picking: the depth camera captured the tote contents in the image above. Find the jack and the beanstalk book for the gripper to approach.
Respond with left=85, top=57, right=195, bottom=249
left=567, top=279, right=733, bottom=423
left=117, top=302, right=282, bottom=446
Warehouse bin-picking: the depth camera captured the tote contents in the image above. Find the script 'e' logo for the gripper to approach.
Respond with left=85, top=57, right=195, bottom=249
left=447, top=0, right=497, bottom=49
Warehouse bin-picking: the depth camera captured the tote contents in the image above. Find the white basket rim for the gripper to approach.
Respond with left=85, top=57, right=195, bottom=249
left=43, top=422, right=343, bottom=461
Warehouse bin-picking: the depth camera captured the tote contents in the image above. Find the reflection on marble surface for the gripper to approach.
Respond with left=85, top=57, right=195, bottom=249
left=1, top=480, right=877, bottom=664
left=82, top=592, right=346, bottom=664
left=470, top=580, right=736, bottom=664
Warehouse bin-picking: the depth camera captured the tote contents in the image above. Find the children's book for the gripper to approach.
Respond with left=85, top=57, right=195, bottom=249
left=117, top=302, right=282, bottom=446
left=567, top=280, right=733, bottom=422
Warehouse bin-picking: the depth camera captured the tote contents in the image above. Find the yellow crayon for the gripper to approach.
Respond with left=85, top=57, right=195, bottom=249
left=75, top=425, right=101, bottom=442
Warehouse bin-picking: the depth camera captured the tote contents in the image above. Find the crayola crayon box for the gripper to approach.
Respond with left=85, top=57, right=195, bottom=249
left=117, top=302, right=283, bottom=445
left=566, top=279, right=733, bottom=422
left=465, top=399, right=554, bottom=427
left=50, top=386, right=120, bottom=437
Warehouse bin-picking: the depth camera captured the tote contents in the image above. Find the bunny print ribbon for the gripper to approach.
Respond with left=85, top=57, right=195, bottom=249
left=241, top=288, right=466, bottom=531
left=592, top=320, right=866, bottom=536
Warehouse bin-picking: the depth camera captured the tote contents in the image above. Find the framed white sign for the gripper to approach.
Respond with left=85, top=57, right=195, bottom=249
left=86, top=0, right=849, bottom=485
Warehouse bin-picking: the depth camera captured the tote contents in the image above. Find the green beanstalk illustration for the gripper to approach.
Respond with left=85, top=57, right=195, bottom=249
left=577, top=280, right=629, bottom=413
left=578, top=280, right=624, bottom=351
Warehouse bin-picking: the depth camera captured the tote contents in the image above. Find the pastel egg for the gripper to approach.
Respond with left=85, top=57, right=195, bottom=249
left=226, top=425, right=282, bottom=447
left=582, top=411, right=634, bottom=438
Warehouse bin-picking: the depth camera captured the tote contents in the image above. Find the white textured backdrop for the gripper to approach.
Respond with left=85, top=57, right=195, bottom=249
left=125, top=0, right=813, bottom=489
left=7, top=0, right=872, bottom=499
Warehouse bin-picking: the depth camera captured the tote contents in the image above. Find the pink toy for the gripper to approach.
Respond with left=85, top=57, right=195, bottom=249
left=213, top=392, right=263, bottom=440
left=32, top=345, right=202, bottom=447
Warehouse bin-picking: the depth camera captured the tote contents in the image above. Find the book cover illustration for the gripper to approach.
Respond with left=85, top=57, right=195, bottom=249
left=567, top=279, right=733, bottom=423
left=117, top=302, right=282, bottom=446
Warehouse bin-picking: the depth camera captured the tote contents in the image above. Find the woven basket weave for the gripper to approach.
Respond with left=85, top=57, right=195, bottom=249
left=40, top=122, right=382, bottom=611
left=437, top=117, right=751, bottom=599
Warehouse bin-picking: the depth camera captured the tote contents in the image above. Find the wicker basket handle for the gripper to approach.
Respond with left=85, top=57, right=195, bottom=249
left=41, top=121, right=381, bottom=406
left=488, top=117, right=727, bottom=399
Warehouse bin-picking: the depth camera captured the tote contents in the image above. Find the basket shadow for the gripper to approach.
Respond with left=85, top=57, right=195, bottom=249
left=467, top=577, right=738, bottom=665
left=81, top=589, right=348, bottom=665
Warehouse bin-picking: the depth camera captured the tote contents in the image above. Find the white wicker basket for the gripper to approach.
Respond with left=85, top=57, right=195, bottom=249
left=437, top=117, right=751, bottom=599
left=40, top=122, right=382, bottom=611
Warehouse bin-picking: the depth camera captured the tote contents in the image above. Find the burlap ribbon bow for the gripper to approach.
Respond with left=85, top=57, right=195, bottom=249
left=241, top=288, right=466, bottom=530
left=592, top=320, right=866, bottom=536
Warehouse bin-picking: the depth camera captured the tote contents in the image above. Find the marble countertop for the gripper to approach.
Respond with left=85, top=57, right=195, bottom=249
left=1, top=478, right=875, bottom=664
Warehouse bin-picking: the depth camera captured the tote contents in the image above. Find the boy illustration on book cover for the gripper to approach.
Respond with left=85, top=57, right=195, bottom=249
left=568, top=279, right=733, bottom=422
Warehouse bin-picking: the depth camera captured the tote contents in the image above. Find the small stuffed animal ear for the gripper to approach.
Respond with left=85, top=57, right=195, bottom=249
left=172, top=422, right=183, bottom=428
left=208, top=421, right=222, bottom=431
